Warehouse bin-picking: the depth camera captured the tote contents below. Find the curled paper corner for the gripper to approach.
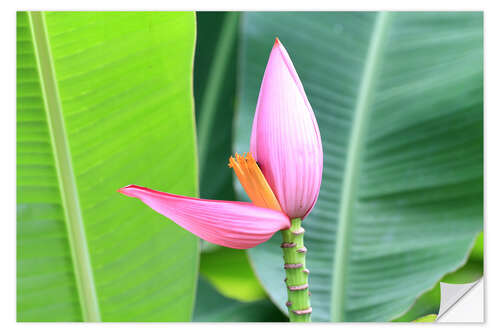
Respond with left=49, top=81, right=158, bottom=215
left=436, top=278, right=484, bottom=323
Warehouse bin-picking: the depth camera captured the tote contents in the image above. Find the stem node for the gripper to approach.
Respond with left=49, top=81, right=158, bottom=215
left=288, top=284, right=309, bottom=291
left=293, top=307, right=312, bottom=316
left=296, top=247, right=307, bottom=253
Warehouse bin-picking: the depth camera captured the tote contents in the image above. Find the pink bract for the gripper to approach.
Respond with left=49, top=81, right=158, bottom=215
left=118, top=185, right=290, bottom=249
left=250, top=39, right=323, bottom=219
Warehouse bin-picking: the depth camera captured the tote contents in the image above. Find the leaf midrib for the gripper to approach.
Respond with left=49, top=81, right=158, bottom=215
left=330, top=11, right=392, bottom=322
left=28, top=11, right=101, bottom=322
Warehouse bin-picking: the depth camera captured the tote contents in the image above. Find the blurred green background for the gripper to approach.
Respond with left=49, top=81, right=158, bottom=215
left=17, top=11, right=483, bottom=322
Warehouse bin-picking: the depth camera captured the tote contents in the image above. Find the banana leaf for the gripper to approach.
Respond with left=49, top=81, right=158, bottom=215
left=17, top=11, right=199, bottom=321
left=235, top=12, right=483, bottom=322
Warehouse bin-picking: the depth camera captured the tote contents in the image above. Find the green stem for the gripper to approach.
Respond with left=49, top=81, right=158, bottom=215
left=281, top=218, right=311, bottom=322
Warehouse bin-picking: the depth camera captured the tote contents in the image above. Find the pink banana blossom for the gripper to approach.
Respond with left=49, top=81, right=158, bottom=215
left=251, top=38, right=323, bottom=218
left=119, top=38, right=322, bottom=250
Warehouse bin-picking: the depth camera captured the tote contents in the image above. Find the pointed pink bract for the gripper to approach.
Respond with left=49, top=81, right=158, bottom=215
left=250, top=39, right=323, bottom=219
left=118, top=185, right=290, bottom=249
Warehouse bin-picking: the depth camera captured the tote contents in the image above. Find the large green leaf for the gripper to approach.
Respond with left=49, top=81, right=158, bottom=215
left=17, top=11, right=199, bottom=321
left=235, top=12, right=483, bottom=322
